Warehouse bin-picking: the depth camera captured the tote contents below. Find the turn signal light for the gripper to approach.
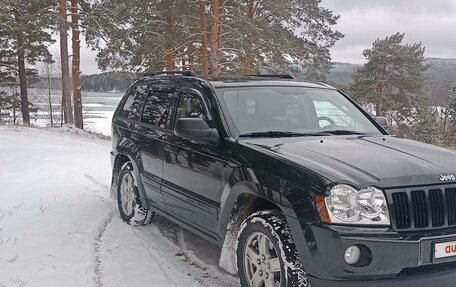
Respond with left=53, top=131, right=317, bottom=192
left=315, top=195, right=331, bottom=223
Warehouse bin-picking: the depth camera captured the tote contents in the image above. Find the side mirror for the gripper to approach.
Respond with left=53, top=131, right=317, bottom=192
left=175, top=118, right=219, bottom=142
left=374, top=116, right=389, bottom=132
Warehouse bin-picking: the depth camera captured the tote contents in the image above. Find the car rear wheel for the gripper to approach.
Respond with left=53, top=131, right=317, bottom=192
left=237, top=210, right=311, bottom=287
left=117, top=162, right=153, bottom=226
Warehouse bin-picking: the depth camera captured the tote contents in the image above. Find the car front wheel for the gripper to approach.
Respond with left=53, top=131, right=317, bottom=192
left=237, top=210, right=311, bottom=287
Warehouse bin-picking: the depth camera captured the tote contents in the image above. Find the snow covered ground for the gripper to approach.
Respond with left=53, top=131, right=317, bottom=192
left=0, top=126, right=239, bottom=287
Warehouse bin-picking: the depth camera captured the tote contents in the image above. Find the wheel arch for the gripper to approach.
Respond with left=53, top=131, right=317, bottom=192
left=110, top=151, right=148, bottom=208
left=217, top=181, right=307, bottom=275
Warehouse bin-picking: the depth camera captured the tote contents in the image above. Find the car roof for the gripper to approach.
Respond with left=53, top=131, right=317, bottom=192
left=207, top=79, right=335, bottom=89
left=137, top=74, right=336, bottom=90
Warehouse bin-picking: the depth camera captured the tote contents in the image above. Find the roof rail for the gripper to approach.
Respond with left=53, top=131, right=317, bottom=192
left=141, top=70, right=199, bottom=77
left=245, top=74, right=295, bottom=79
left=314, top=82, right=337, bottom=89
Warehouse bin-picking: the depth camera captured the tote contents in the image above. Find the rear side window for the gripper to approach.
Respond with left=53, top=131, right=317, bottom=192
left=122, top=83, right=150, bottom=120
left=141, top=91, right=177, bottom=129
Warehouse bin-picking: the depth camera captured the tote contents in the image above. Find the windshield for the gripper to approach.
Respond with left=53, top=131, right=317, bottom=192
left=216, top=86, right=382, bottom=136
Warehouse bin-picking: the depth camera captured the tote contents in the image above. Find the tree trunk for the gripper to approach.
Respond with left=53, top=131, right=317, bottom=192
left=199, top=0, right=209, bottom=76
left=181, top=49, right=186, bottom=70
left=243, top=0, right=255, bottom=74
left=210, top=0, right=220, bottom=76
left=188, top=45, right=194, bottom=71
left=13, top=85, right=18, bottom=124
left=14, top=8, right=30, bottom=125
left=47, top=63, right=54, bottom=127
left=376, top=82, right=384, bottom=116
left=71, top=0, right=83, bottom=129
left=58, top=0, right=73, bottom=124
left=218, top=0, right=223, bottom=60
left=166, top=15, right=175, bottom=71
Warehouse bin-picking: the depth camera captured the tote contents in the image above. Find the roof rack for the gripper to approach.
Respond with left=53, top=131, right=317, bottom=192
left=245, top=74, right=295, bottom=79
left=141, top=70, right=199, bottom=77
left=313, top=82, right=337, bottom=89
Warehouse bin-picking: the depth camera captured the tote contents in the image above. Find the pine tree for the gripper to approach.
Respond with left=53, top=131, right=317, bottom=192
left=209, top=0, right=221, bottom=76
left=443, top=83, right=456, bottom=144
left=198, top=0, right=209, bottom=76
left=71, top=0, right=83, bottom=129
left=0, top=0, right=55, bottom=125
left=411, top=94, right=439, bottom=144
left=83, top=0, right=199, bottom=72
left=349, top=33, right=428, bottom=123
left=227, top=0, right=343, bottom=78
left=58, top=0, right=74, bottom=125
left=82, top=0, right=342, bottom=77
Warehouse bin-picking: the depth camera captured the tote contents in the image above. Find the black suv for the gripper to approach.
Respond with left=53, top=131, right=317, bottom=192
left=110, top=71, right=456, bottom=287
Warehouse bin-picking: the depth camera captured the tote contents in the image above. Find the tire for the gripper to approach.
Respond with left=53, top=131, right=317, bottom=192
left=117, top=162, right=153, bottom=226
left=237, top=210, right=311, bottom=287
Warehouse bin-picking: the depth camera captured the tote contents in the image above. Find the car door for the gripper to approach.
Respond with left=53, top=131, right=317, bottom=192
left=135, top=83, right=178, bottom=207
left=162, top=86, right=224, bottom=233
left=115, top=82, right=165, bottom=206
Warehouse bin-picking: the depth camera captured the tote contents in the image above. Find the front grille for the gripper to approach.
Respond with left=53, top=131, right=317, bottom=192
left=390, top=186, right=456, bottom=230
left=446, top=188, right=456, bottom=225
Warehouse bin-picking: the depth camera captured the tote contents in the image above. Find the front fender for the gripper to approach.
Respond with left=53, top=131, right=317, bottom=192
left=217, top=167, right=313, bottom=274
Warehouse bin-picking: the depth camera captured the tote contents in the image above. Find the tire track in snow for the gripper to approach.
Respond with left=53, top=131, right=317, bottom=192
left=84, top=175, right=112, bottom=205
left=132, top=228, right=182, bottom=287
left=94, top=211, right=115, bottom=287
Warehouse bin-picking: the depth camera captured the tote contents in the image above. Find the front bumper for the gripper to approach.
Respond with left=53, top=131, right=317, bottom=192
left=300, top=225, right=456, bottom=287
left=308, top=267, right=456, bottom=287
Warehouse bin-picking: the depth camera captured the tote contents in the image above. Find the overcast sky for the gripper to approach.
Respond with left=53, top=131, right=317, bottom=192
left=322, top=0, right=456, bottom=64
left=72, top=0, right=456, bottom=75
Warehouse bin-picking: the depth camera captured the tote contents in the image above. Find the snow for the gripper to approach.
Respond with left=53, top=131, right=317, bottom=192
left=0, top=126, right=239, bottom=287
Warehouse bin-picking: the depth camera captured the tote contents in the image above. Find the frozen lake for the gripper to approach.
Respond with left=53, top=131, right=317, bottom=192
left=29, top=89, right=124, bottom=136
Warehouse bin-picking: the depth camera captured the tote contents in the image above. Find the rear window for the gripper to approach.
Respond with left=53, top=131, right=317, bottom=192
left=141, top=91, right=177, bottom=129
left=121, top=83, right=150, bottom=120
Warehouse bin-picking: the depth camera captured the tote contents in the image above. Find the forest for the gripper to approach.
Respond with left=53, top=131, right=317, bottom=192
left=1, top=0, right=456, bottom=146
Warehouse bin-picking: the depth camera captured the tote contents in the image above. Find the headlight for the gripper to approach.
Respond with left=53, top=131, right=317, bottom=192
left=323, top=184, right=390, bottom=225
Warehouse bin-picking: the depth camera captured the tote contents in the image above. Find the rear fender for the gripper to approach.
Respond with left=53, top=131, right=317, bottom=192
left=111, top=140, right=148, bottom=208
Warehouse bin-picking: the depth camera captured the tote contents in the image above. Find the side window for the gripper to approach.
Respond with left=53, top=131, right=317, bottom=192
left=141, top=91, right=177, bottom=129
left=122, top=83, right=150, bottom=120
left=175, top=92, right=207, bottom=121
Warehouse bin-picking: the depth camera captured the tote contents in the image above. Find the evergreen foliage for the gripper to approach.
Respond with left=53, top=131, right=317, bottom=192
left=82, top=0, right=342, bottom=78
left=80, top=72, right=136, bottom=92
left=349, top=33, right=428, bottom=120
left=0, top=0, right=55, bottom=124
left=411, top=94, right=440, bottom=144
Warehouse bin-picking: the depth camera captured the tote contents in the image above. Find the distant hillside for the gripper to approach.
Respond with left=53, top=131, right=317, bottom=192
left=326, top=62, right=360, bottom=86
left=32, top=58, right=456, bottom=103
left=325, top=58, right=456, bottom=104
left=327, top=58, right=456, bottom=86
left=80, top=71, right=135, bottom=92
left=33, top=71, right=135, bottom=92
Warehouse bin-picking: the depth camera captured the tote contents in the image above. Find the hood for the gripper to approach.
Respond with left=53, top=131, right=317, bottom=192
left=242, top=135, right=456, bottom=188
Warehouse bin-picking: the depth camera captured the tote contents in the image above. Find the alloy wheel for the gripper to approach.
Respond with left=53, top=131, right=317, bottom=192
left=243, top=231, right=282, bottom=287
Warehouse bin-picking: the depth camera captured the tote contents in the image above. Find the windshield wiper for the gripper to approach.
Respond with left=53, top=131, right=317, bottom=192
left=322, top=130, right=366, bottom=135
left=239, top=131, right=331, bottom=138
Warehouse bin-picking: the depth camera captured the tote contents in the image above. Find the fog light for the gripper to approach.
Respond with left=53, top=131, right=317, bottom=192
left=344, top=245, right=361, bottom=265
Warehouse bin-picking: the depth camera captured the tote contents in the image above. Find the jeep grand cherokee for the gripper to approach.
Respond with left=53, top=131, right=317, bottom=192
left=110, top=71, right=456, bottom=287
